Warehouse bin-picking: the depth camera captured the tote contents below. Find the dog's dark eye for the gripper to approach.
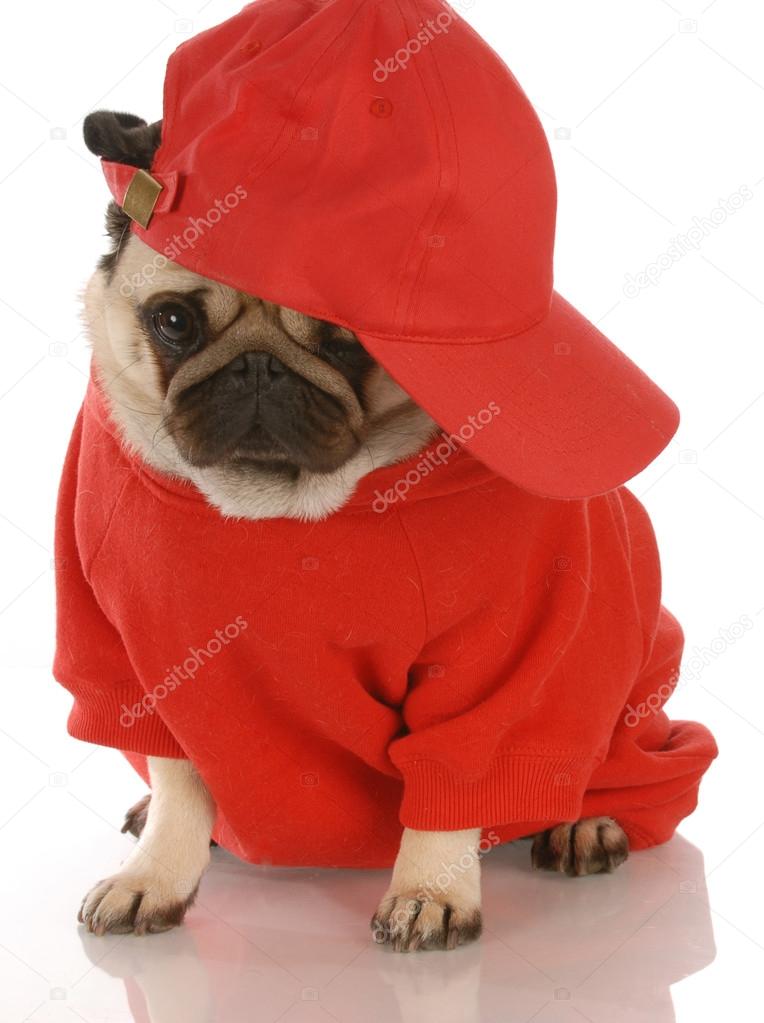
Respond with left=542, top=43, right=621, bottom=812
left=151, top=304, right=197, bottom=349
left=320, top=336, right=358, bottom=361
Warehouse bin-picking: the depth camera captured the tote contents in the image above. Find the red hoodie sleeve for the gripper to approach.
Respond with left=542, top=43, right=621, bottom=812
left=387, top=490, right=672, bottom=832
left=53, top=409, right=185, bottom=758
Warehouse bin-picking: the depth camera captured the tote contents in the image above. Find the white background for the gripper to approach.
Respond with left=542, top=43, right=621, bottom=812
left=1, top=1, right=763, bottom=1021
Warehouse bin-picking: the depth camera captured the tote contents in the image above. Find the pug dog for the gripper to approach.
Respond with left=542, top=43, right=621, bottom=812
left=75, top=111, right=628, bottom=952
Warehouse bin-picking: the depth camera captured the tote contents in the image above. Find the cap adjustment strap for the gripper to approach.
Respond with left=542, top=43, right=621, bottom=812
left=100, top=160, right=180, bottom=229
left=121, top=169, right=164, bottom=228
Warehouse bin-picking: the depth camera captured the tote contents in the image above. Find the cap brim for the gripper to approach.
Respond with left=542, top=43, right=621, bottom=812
left=356, top=292, right=679, bottom=499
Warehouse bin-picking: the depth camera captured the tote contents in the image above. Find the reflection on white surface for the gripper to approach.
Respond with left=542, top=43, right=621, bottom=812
left=71, top=836, right=714, bottom=1023
left=121, top=838, right=716, bottom=1023
left=7, top=815, right=719, bottom=1023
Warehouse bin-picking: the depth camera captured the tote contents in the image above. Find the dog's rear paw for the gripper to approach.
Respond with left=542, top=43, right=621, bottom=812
left=371, top=893, right=482, bottom=952
left=78, top=873, right=198, bottom=936
left=121, top=795, right=151, bottom=839
left=531, top=817, right=629, bottom=877
left=121, top=795, right=218, bottom=847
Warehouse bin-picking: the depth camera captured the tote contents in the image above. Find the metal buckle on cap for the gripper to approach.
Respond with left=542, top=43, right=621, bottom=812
left=121, top=169, right=164, bottom=229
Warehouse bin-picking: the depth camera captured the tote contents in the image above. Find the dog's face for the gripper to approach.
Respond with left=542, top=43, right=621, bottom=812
left=158, top=301, right=370, bottom=476
left=83, top=111, right=436, bottom=519
left=106, top=244, right=377, bottom=477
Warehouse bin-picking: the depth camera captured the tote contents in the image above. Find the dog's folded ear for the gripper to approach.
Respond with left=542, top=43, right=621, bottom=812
left=83, top=111, right=162, bottom=170
left=85, top=111, right=163, bottom=274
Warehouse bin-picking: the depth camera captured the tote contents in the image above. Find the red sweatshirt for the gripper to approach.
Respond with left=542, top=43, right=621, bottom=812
left=54, top=381, right=717, bottom=868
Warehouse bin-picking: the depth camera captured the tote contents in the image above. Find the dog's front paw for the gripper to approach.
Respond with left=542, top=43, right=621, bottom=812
left=78, top=872, right=198, bottom=936
left=371, top=892, right=482, bottom=952
left=531, top=816, right=629, bottom=877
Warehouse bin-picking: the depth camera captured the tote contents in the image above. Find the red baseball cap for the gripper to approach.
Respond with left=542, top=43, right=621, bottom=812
left=99, top=0, right=678, bottom=499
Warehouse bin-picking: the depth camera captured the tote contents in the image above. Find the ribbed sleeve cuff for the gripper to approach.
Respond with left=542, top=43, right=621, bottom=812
left=63, top=679, right=186, bottom=758
left=396, top=753, right=596, bottom=831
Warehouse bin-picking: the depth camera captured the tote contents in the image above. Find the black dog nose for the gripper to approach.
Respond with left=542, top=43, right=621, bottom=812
left=229, top=351, right=288, bottom=380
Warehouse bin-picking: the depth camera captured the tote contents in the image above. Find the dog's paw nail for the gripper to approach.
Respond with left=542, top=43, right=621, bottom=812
left=78, top=874, right=197, bottom=936
left=371, top=892, right=482, bottom=952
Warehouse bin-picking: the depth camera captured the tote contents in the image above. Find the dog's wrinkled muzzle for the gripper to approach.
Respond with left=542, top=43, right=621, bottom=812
left=164, top=308, right=365, bottom=432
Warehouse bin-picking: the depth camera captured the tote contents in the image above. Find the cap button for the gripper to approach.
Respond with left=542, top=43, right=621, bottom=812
left=241, top=39, right=262, bottom=57
left=370, top=98, right=394, bottom=119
